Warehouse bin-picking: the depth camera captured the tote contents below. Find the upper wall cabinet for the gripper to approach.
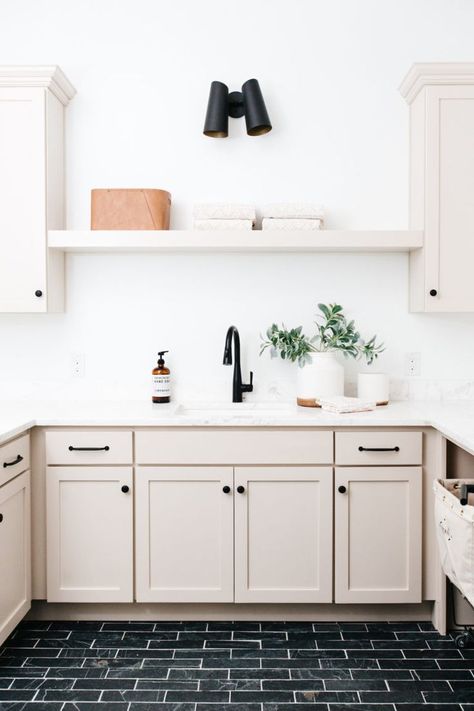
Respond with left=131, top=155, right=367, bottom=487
left=401, top=63, right=474, bottom=312
left=0, top=67, right=75, bottom=312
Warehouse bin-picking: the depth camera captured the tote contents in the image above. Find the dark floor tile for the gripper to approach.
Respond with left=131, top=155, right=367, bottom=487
left=395, top=705, right=462, bottom=711
left=231, top=690, right=295, bottom=702
left=101, top=622, right=155, bottom=632
left=197, top=705, right=261, bottom=711
left=378, top=658, right=438, bottom=669
left=262, top=679, right=325, bottom=690
left=360, top=690, right=424, bottom=702
left=101, top=689, right=167, bottom=701
left=427, top=691, right=474, bottom=703
left=201, top=657, right=260, bottom=668
left=290, top=669, right=351, bottom=680
left=414, top=669, right=473, bottom=680
left=351, top=669, right=412, bottom=680
left=328, top=706, right=395, bottom=711
left=135, top=680, right=199, bottom=691
left=324, top=679, right=387, bottom=691
left=166, top=690, right=231, bottom=702
left=294, top=691, right=359, bottom=703
left=0, top=689, right=37, bottom=701
left=320, top=658, right=379, bottom=669
left=169, top=668, right=229, bottom=680
left=389, top=679, right=452, bottom=691
left=35, top=689, right=102, bottom=701
left=72, top=678, right=136, bottom=689
left=201, top=679, right=261, bottom=691
left=231, top=669, right=290, bottom=680
left=208, top=622, right=261, bottom=632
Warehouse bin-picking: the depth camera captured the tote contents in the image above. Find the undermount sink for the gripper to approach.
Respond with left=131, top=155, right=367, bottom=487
left=175, top=402, right=296, bottom=418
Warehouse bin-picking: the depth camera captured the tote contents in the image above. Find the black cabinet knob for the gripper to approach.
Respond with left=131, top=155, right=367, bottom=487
left=35, top=290, right=43, bottom=298
left=0, top=513, right=3, bottom=523
left=222, top=485, right=231, bottom=494
left=429, top=289, right=438, bottom=297
left=237, top=485, right=245, bottom=494
left=338, top=485, right=347, bottom=494
left=121, top=485, right=130, bottom=494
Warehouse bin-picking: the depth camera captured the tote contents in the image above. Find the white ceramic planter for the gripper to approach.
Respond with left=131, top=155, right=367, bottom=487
left=357, top=372, right=390, bottom=405
left=296, top=352, right=344, bottom=407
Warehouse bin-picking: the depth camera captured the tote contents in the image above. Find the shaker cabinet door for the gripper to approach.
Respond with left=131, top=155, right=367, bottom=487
left=135, top=466, right=234, bottom=602
left=0, top=471, right=31, bottom=646
left=234, top=466, right=333, bottom=603
left=46, top=467, right=133, bottom=602
left=335, top=466, right=422, bottom=603
left=0, top=88, right=47, bottom=312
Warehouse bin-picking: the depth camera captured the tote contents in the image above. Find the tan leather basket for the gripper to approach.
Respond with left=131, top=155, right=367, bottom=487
left=91, top=189, right=171, bottom=230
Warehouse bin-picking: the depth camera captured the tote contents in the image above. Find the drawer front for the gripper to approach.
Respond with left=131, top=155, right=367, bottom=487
left=335, top=431, right=422, bottom=466
left=135, top=429, right=333, bottom=465
left=46, top=431, right=133, bottom=465
left=0, top=435, right=30, bottom=487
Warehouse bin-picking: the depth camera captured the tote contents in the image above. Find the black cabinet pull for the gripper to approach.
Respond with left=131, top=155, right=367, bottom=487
left=3, top=454, right=23, bottom=468
left=460, top=483, right=474, bottom=506
left=35, top=289, right=43, bottom=298
left=237, top=485, right=245, bottom=494
left=429, top=289, right=438, bottom=297
left=0, top=513, right=3, bottom=523
left=121, top=485, right=130, bottom=494
left=222, top=485, right=231, bottom=494
left=68, top=446, right=110, bottom=452
left=338, top=485, right=347, bottom=494
left=358, top=446, right=399, bottom=452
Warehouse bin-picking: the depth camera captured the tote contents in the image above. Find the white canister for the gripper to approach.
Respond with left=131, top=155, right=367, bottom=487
left=296, top=352, right=344, bottom=407
left=357, top=372, right=389, bottom=406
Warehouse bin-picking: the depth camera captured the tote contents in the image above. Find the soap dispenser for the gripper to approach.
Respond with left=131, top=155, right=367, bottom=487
left=152, top=351, right=171, bottom=403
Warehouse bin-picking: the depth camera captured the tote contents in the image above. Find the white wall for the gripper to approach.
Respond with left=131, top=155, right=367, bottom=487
left=1, top=0, right=474, bottom=402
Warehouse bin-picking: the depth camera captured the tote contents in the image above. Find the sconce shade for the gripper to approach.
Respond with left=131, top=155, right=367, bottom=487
left=242, top=78, right=272, bottom=136
left=203, top=81, right=229, bottom=137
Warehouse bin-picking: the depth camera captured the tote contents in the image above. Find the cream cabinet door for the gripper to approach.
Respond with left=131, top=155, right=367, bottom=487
left=424, top=85, right=474, bottom=312
left=335, top=467, right=422, bottom=603
left=234, top=467, right=333, bottom=603
left=135, top=467, right=234, bottom=602
left=0, top=88, right=47, bottom=312
left=0, top=471, right=31, bottom=646
left=46, top=467, right=133, bottom=602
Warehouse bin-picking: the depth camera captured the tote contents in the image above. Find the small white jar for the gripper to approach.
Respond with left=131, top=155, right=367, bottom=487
left=357, top=372, right=389, bottom=406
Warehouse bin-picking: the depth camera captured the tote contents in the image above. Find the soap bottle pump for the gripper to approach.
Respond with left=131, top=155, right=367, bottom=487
left=152, top=350, right=171, bottom=403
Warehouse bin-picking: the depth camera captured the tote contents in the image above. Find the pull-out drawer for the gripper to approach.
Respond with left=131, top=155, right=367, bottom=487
left=46, top=430, right=133, bottom=465
left=0, top=435, right=30, bottom=487
left=335, top=431, right=422, bottom=466
left=135, top=429, right=333, bottom=465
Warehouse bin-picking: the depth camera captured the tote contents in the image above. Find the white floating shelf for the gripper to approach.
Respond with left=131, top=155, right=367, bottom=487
left=48, top=230, right=423, bottom=254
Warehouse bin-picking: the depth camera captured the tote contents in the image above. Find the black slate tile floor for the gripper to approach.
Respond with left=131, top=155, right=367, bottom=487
left=0, top=621, right=473, bottom=709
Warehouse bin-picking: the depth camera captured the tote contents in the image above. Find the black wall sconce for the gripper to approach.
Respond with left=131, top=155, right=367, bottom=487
left=203, top=78, right=272, bottom=138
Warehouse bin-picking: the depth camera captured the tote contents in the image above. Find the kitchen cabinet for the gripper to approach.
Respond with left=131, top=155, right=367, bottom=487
left=135, top=466, right=234, bottom=602
left=0, top=67, right=74, bottom=312
left=0, top=470, right=31, bottom=646
left=234, top=466, right=333, bottom=603
left=401, top=63, right=474, bottom=312
left=335, top=466, right=422, bottom=603
left=46, top=466, right=133, bottom=602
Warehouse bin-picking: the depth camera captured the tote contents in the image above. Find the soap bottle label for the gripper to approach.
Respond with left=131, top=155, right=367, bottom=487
left=152, top=374, right=171, bottom=397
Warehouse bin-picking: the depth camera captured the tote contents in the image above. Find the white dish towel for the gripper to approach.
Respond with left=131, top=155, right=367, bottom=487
left=194, top=203, right=256, bottom=221
left=261, top=203, right=324, bottom=220
left=194, top=219, right=254, bottom=231
left=262, top=218, right=322, bottom=231
left=318, top=396, right=376, bottom=414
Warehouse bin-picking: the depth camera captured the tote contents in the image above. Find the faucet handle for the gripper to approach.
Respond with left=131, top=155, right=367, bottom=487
left=242, top=371, right=254, bottom=393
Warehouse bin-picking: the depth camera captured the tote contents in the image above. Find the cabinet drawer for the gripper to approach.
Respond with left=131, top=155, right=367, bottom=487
left=46, top=431, right=133, bottom=465
left=0, top=435, right=30, bottom=487
left=135, top=429, right=333, bottom=465
left=335, top=431, right=422, bottom=466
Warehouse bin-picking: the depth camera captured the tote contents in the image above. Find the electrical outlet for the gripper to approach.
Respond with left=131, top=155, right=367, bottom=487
left=405, top=352, right=421, bottom=377
left=71, top=353, right=85, bottom=378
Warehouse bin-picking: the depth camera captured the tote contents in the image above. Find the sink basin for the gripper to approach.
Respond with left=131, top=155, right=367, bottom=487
left=175, top=402, right=296, bottom=418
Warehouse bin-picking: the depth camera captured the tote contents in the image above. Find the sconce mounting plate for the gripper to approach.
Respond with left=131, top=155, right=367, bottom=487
left=228, top=91, right=245, bottom=119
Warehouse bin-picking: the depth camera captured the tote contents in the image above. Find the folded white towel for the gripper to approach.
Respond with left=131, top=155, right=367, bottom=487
left=261, top=203, right=324, bottom=219
left=318, top=396, right=376, bottom=414
left=194, top=203, right=256, bottom=220
left=194, top=219, right=254, bottom=231
left=262, top=218, right=322, bottom=231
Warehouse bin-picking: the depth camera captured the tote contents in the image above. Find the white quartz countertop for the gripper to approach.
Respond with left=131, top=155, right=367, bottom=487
left=0, top=399, right=474, bottom=455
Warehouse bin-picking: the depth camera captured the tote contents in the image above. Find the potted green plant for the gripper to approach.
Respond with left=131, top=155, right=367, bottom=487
left=260, top=303, right=384, bottom=406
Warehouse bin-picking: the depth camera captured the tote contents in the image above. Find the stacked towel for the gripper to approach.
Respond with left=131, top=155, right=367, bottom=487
left=194, top=203, right=255, bottom=230
left=261, top=203, right=324, bottom=231
left=318, top=396, right=376, bottom=414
